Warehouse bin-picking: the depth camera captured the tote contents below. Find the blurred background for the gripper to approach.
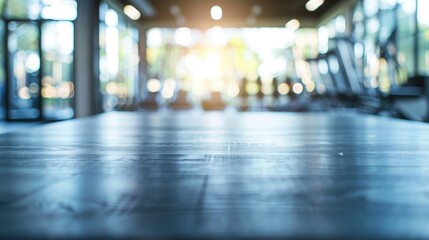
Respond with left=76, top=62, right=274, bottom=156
left=0, top=0, right=429, bottom=122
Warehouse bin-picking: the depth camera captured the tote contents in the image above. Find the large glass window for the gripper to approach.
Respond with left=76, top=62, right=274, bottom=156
left=397, top=0, right=417, bottom=76
left=144, top=27, right=318, bottom=108
left=418, top=0, right=429, bottom=75
left=99, top=2, right=140, bottom=111
left=4, top=0, right=77, bottom=20
left=41, top=21, right=74, bottom=119
left=379, top=0, right=397, bottom=43
left=352, top=2, right=365, bottom=39
left=360, top=0, right=381, bottom=89
left=7, top=22, right=41, bottom=120
left=2, top=0, right=76, bottom=120
left=363, top=0, right=380, bottom=44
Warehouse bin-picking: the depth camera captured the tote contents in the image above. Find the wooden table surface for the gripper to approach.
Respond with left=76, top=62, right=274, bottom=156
left=1, top=111, right=429, bottom=239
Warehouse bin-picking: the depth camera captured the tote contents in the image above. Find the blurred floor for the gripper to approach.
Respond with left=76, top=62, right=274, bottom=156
left=1, top=111, right=429, bottom=239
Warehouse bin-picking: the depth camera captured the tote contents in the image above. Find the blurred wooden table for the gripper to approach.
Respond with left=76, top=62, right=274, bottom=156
left=1, top=111, right=429, bottom=239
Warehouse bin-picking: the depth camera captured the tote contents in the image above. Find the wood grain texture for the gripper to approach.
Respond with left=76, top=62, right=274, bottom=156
left=1, top=111, right=429, bottom=239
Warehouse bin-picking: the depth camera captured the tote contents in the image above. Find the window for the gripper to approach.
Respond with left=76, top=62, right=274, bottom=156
left=7, top=22, right=41, bottom=119
left=397, top=0, right=417, bottom=76
left=144, top=27, right=318, bottom=108
left=99, top=2, right=140, bottom=111
left=4, top=0, right=77, bottom=20
left=418, top=0, right=429, bottom=75
left=379, top=0, right=397, bottom=43
left=363, top=0, right=379, bottom=18
left=363, top=0, right=380, bottom=44
left=2, top=0, right=77, bottom=120
left=41, top=21, right=74, bottom=119
left=352, top=2, right=365, bottom=39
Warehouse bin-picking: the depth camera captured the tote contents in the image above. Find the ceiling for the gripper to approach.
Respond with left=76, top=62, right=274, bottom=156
left=122, top=0, right=347, bottom=28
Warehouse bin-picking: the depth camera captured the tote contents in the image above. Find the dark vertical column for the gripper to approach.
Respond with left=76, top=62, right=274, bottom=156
left=74, top=0, right=102, bottom=118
